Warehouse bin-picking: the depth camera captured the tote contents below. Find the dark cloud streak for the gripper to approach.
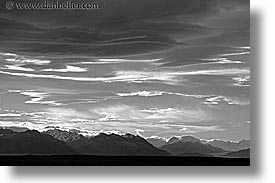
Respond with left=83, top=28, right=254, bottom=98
left=0, top=0, right=249, bottom=56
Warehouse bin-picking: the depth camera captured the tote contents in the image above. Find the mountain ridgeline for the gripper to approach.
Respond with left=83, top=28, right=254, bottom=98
left=146, top=135, right=250, bottom=156
left=0, top=128, right=250, bottom=157
left=0, top=129, right=76, bottom=154
left=44, top=129, right=169, bottom=156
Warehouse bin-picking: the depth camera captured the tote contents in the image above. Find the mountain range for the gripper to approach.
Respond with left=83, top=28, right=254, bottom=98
left=146, top=135, right=250, bottom=153
left=44, top=129, right=169, bottom=156
left=205, top=139, right=250, bottom=152
left=0, top=129, right=75, bottom=154
left=146, top=135, right=201, bottom=147
left=160, top=141, right=225, bottom=156
left=0, top=128, right=250, bottom=157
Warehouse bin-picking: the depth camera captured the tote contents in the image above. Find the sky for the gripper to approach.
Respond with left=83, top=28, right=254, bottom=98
left=0, top=0, right=250, bottom=141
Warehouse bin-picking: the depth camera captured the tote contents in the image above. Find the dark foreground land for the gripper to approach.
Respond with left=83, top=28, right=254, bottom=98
left=0, top=155, right=250, bottom=166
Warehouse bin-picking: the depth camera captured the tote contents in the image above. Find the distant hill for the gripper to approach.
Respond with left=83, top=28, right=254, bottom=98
left=147, top=135, right=250, bottom=153
left=205, top=139, right=250, bottom=152
left=146, top=137, right=166, bottom=147
left=225, top=148, right=250, bottom=158
left=0, top=129, right=76, bottom=154
left=146, top=135, right=201, bottom=147
left=160, top=141, right=226, bottom=156
left=44, top=129, right=170, bottom=156
left=167, top=136, right=201, bottom=144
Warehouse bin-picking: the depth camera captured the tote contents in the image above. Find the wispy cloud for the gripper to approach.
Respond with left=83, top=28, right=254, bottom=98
left=98, top=58, right=163, bottom=63
left=203, top=96, right=250, bottom=106
left=7, top=90, right=120, bottom=106
left=72, top=58, right=163, bottom=66
left=219, top=52, right=250, bottom=57
left=92, top=105, right=208, bottom=123
left=9, top=90, right=62, bottom=106
left=0, top=52, right=51, bottom=65
left=0, top=113, right=22, bottom=117
left=200, top=57, right=243, bottom=64
left=232, top=75, right=250, bottom=86
left=179, top=125, right=225, bottom=133
left=46, top=108, right=99, bottom=120
left=0, top=66, right=250, bottom=85
left=117, top=91, right=164, bottom=97
left=116, top=90, right=249, bottom=106
left=42, top=65, right=87, bottom=73
left=37, top=105, right=211, bottom=130
left=0, top=106, right=225, bottom=138
left=117, top=91, right=209, bottom=98
left=2, top=65, right=35, bottom=72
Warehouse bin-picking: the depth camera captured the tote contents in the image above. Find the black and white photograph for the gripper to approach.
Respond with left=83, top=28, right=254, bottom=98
left=0, top=0, right=251, bottom=166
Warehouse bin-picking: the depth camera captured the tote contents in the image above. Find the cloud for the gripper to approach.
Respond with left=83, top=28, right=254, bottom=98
left=179, top=125, right=225, bottom=133
left=93, top=105, right=149, bottom=122
left=39, top=104, right=210, bottom=127
left=21, top=91, right=60, bottom=105
left=232, top=75, right=250, bottom=86
left=42, top=65, right=87, bottom=73
left=73, top=58, right=163, bottom=66
left=146, top=135, right=167, bottom=141
left=0, top=113, right=22, bottom=117
left=0, top=0, right=249, bottom=57
left=0, top=0, right=250, bottom=142
left=7, top=90, right=63, bottom=106
left=117, top=91, right=210, bottom=98
left=141, top=107, right=208, bottom=122
left=0, top=105, right=224, bottom=138
left=46, top=108, right=98, bottom=120
left=135, top=129, right=144, bottom=137
left=0, top=49, right=250, bottom=87
left=7, top=89, right=120, bottom=106
left=0, top=0, right=208, bottom=28
left=0, top=52, right=51, bottom=65
left=113, top=68, right=250, bottom=83
left=89, top=104, right=208, bottom=123
left=0, top=0, right=249, bottom=29
left=2, top=65, right=35, bottom=72
left=200, top=57, right=243, bottom=64
left=219, top=51, right=250, bottom=57
left=98, top=58, right=163, bottom=63
left=117, top=91, right=164, bottom=97
left=116, top=90, right=249, bottom=106
left=202, top=96, right=250, bottom=106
